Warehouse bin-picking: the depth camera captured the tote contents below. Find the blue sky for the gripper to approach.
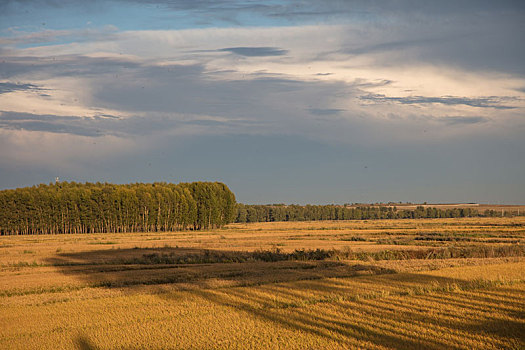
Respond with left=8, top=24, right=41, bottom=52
left=1, top=0, right=524, bottom=204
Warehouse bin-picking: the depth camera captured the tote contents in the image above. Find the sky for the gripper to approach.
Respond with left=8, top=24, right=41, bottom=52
left=0, top=0, right=524, bottom=204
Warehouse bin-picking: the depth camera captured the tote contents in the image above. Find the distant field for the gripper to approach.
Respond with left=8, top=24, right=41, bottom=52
left=369, top=203, right=525, bottom=214
left=1, top=217, right=524, bottom=349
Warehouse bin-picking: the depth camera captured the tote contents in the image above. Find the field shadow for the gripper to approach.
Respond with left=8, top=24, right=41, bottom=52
left=45, top=247, right=396, bottom=289
left=183, top=276, right=524, bottom=349
left=46, top=247, right=524, bottom=349
left=75, top=335, right=99, bottom=350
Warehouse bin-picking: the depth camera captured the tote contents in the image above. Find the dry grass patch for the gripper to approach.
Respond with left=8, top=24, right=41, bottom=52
left=1, top=217, right=524, bottom=349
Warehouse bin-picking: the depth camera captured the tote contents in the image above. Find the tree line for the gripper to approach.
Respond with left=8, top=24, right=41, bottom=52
left=234, top=204, right=498, bottom=223
left=1, top=181, right=519, bottom=235
left=0, top=182, right=236, bottom=235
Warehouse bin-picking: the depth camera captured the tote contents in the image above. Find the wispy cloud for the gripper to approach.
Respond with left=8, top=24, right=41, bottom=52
left=440, top=116, right=488, bottom=125
left=1, top=0, right=524, bottom=201
left=0, top=54, right=141, bottom=79
left=0, top=82, right=43, bottom=94
left=217, top=47, right=288, bottom=57
left=0, top=111, right=120, bottom=137
left=308, top=108, right=345, bottom=116
left=0, top=26, right=119, bottom=46
left=360, top=94, right=518, bottom=110
left=0, top=108, right=262, bottom=138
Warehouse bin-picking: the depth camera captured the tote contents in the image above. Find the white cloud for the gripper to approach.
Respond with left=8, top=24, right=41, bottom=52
left=0, top=128, right=136, bottom=171
left=1, top=0, right=524, bottom=202
left=1, top=22, right=524, bottom=163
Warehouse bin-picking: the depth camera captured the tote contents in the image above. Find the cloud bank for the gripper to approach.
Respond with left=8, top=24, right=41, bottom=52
left=0, top=0, right=524, bottom=203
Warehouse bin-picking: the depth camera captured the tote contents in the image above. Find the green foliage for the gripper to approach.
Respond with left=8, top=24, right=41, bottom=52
left=0, top=181, right=236, bottom=235
left=235, top=204, right=484, bottom=223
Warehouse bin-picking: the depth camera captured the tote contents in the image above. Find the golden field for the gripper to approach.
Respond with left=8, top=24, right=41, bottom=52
left=1, top=217, right=524, bottom=349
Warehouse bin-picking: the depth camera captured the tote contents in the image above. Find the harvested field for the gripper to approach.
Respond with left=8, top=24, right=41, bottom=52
left=1, top=217, right=524, bottom=349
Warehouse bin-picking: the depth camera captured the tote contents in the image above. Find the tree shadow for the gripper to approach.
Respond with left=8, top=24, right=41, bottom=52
left=46, top=247, right=524, bottom=349
left=184, top=278, right=523, bottom=349
left=45, top=247, right=396, bottom=289
left=75, top=335, right=99, bottom=350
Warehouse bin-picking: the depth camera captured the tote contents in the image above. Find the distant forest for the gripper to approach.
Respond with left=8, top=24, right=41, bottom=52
left=234, top=204, right=512, bottom=223
left=0, top=182, right=236, bottom=235
left=0, top=182, right=518, bottom=235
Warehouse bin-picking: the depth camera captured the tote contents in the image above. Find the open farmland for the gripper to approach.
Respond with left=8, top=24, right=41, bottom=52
left=371, top=204, right=525, bottom=216
left=1, top=217, right=524, bottom=349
